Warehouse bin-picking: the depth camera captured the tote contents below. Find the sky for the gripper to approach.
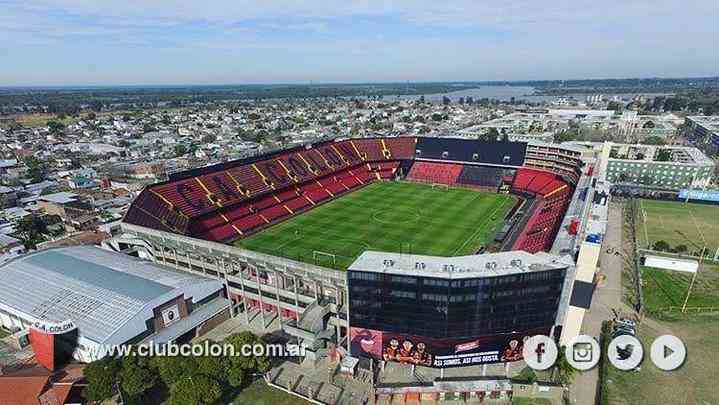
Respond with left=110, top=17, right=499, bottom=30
left=2, top=0, right=718, bottom=86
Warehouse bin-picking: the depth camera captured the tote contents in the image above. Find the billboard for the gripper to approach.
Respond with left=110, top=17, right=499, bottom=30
left=643, top=255, right=698, bottom=273
left=349, top=326, right=550, bottom=368
left=678, top=189, right=719, bottom=203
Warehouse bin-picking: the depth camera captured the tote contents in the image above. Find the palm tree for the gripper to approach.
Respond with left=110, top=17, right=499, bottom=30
left=552, top=346, right=577, bottom=385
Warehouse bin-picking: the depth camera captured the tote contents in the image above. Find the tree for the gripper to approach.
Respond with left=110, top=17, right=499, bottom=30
left=515, top=366, right=537, bottom=384
left=607, top=101, right=624, bottom=112
left=119, top=356, right=157, bottom=399
left=656, top=149, right=672, bottom=162
left=224, top=332, right=270, bottom=387
left=83, top=358, right=120, bottom=401
left=151, top=355, right=199, bottom=387
left=47, top=120, right=66, bottom=134
left=675, top=244, right=688, bottom=254
left=554, top=130, right=578, bottom=143
left=24, top=156, right=48, bottom=183
left=167, top=375, right=222, bottom=405
left=194, top=354, right=227, bottom=382
left=13, top=215, right=48, bottom=249
left=430, top=113, right=445, bottom=122
left=642, top=136, right=665, bottom=145
left=174, top=144, right=188, bottom=156
left=481, top=128, right=500, bottom=142
left=552, top=346, right=577, bottom=385
left=653, top=240, right=671, bottom=252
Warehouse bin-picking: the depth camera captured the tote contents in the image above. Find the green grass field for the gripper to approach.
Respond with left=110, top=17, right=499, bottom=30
left=642, top=262, right=719, bottom=315
left=230, top=380, right=310, bottom=405
left=512, top=399, right=552, bottom=405
left=237, top=181, right=516, bottom=270
left=604, top=319, right=719, bottom=405
left=634, top=198, right=719, bottom=314
left=637, top=199, right=719, bottom=254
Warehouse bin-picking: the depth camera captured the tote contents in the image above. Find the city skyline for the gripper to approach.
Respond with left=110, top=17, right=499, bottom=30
left=3, top=0, right=719, bottom=86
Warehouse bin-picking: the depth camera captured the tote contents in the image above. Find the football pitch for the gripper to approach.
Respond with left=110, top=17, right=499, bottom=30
left=637, top=199, right=719, bottom=254
left=642, top=262, right=719, bottom=315
left=236, top=181, right=517, bottom=270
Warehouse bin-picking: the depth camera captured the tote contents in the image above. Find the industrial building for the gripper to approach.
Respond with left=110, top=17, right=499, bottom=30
left=0, top=246, right=228, bottom=369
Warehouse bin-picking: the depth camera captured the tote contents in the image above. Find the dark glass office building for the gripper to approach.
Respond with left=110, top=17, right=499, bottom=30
left=349, top=268, right=565, bottom=338
left=348, top=267, right=567, bottom=368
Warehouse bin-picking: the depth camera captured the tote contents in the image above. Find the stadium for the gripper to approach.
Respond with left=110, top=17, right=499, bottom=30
left=115, top=136, right=591, bottom=399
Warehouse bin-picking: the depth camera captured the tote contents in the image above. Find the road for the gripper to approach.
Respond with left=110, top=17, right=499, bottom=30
left=569, top=202, right=626, bottom=405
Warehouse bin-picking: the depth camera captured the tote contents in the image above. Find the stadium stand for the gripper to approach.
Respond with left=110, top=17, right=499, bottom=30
left=125, top=137, right=577, bottom=250
left=414, top=138, right=527, bottom=167
left=456, top=166, right=514, bottom=190
left=508, top=168, right=573, bottom=253
left=386, top=137, right=417, bottom=160
left=407, top=162, right=463, bottom=185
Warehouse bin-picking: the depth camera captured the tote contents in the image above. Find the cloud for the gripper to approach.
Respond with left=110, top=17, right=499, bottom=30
left=2, top=0, right=719, bottom=85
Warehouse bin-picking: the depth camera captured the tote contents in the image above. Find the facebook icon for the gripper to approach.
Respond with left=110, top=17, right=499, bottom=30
left=535, top=342, right=546, bottom=363
left=523, top=335, right=557, bottom=371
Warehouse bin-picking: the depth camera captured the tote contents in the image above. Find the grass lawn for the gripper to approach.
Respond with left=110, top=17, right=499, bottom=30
left=512, top=398, right=553, bottom=405
left=604, top=318, right=719, bottom=405
left=637, top=199, right=719, bottom=253
left=237, top=181, right=516, bottom=270
left=642, top=262, right=719, bottom=315
left=7, top=113, right=79, bottom=128
left=230, top=379, right=310, bottom=405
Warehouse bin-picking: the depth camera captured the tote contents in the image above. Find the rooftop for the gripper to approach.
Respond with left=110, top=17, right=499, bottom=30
left=348, top=250, right=571, bottom=279
left=687, top=115, right=719, bottom=132
left=37, top=192, right=78, bottom=204
left=0, top=246, right=221, bottom=344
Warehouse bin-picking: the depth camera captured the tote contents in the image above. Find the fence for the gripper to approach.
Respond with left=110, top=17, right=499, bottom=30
left=626, top=199, right=644, bottom=313
left=662, top=306, right=719, bottom=313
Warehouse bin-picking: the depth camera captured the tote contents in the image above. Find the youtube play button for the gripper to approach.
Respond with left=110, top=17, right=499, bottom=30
left=650, top=335, right=686, bottom=371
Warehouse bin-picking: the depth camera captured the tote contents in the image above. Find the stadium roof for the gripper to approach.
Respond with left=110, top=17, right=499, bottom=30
left=348, top=250, right=571, bottom=279
left=0, top=246, right=222, bottom=344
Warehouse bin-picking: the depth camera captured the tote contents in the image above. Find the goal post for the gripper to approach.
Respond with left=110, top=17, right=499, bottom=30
left=313, top=250, right=337, bottom=266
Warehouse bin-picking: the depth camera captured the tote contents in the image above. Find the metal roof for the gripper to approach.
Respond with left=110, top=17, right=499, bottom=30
left=38, top=192, right=78, bottom=204
left=0, top=246, right=220, bottom=344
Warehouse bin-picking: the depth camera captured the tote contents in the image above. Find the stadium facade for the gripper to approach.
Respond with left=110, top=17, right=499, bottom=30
left=112, top=136, right=594, bottom=374
left=348, top=251, right=568, bottom=368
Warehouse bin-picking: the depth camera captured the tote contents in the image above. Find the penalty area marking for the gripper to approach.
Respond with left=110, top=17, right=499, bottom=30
left=452, top=196, right=512, bottom=256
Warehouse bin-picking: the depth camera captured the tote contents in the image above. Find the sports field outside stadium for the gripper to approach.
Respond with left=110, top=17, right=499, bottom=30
left=236, top=181, right=517, bottom=270
left=637, top=199, right=719, bottom=254
left=632, top=198, right=719, bottom=316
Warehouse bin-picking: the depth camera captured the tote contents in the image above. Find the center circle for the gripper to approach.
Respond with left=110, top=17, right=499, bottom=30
left=372, top=210, right=421, bottom=224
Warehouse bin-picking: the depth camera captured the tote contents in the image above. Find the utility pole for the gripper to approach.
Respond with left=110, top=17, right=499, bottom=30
left=682, top=246, right=705, bottom=313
